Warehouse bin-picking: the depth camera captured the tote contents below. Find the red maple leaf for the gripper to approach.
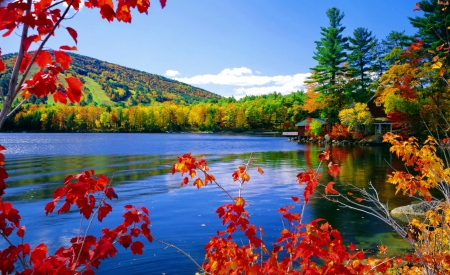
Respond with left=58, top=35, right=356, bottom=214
left=19, top=53, right=32, bottom=73
left=53, top=91, right=67, bottom=104
left=324, top=181, right=339, bottom=195
left=54, top=50, right=72, bottom=70
left=17, top=226, right=25, bottom=238
left=35, top=51, right=53, bottom=69
left=131, top=241, right=144, bottom=255
left=30, top=244, right=48, bottom=265
left=98, top=203, right=112, bottom=222
left=65, top=76, right=83, bottom=103
left=118, top=234, right=132, bottom=249
left=130, top=228, right=140, bottom=237
left=318, top=151, right=330, bottom=161
left=328, top=162, right=341, bottom=178
left=66, top=27, right=78, bottom=44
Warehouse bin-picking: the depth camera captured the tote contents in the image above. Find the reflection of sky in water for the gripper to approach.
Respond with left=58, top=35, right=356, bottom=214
left=0, top=133, right=412, bottom=274
left=0, top=133, right=302, bottom=156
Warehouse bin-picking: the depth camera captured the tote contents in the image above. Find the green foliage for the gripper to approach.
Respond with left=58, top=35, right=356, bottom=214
left=348, top=27, right=376, bottom=101
left=308, top=7, right=348, bottom=94
left=382, top=31, right=413, bottom=65
left=383, top=93, right=422, bottom=115
left=410, top=0, right=450, bottom=61
left=0, top=53, right=221, bottom=107
left=309, top=120, right=324, bottom=137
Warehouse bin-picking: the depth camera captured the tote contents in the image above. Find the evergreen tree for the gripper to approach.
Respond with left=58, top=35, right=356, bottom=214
left=410, top=0, right=450, bottom=63
left=370, top=40, right=388, bottom=80
left=308, top=7, right=349, bottom=93
left=307, top=7, right=349, bottom=120
left=382, top=31, right=413, bottom=65
left=370, top=31, right=412, bottom=83
left=348, top=27, right=376, bottom=101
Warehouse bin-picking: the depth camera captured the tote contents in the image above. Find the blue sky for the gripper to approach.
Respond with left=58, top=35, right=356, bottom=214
left=3, top=1, right=420, bottom=98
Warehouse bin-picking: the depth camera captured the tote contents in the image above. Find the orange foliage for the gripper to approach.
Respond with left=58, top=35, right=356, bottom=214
left=302, top=91, right=326, bottom=113
left=329, top=123, right=352, bottom=141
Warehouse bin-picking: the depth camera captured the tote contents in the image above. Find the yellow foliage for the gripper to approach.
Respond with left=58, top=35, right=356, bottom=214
left=338, top=103, right=372, bottom=131
left=385, top=132, right=450, bottom=274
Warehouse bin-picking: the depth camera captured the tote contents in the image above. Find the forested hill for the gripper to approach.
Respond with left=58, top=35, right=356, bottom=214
left=0, top=52, right=221, bottom=106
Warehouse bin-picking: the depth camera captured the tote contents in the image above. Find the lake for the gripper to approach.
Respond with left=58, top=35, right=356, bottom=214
left=0, top=133, right=412, bottom=274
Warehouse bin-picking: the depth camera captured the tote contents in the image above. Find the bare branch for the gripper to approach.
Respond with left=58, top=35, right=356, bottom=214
left=154, top=238, right=209, bottom=274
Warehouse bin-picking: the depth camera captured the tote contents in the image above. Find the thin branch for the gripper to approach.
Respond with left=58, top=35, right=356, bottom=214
left=197, top=166, right=234, bottom=202
left=6, top=98, right=29, bottom=118
left=45, top=0, right=67, bottom=11
left=238, top=153, right=253, bottom=198
left=154, top=238, right=209, bottom=274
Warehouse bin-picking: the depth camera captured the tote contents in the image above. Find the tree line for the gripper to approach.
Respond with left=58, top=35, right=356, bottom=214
left=3, top=0, right=449, bottom=138
left=3, top=92, right=308, bottom=132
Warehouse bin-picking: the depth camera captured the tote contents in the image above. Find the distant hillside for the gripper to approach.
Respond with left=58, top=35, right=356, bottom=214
left=0, top=52, right=221, bottom=106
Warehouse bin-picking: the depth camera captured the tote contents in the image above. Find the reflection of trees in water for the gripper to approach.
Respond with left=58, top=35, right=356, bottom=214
left=304, top=144, right=411, bottom=207
left=5, top=154, right=180, bottom=201
left=302, top=143, right=413, bottom=254
left=2, top=143, right=417, bottom=270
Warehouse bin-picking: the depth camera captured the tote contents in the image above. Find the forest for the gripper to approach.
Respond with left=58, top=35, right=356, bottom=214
left=2, top=1, right=449, bottom=139
left=3, top=0, right=450, bottom=274
left=1, top=92, right=306, bottom=133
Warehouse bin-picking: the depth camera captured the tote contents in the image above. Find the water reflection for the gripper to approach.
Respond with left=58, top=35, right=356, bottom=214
left=0, top=135, right=415, bottom=274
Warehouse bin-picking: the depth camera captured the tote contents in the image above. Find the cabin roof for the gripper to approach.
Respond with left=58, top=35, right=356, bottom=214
left=295, top=118, right=326, bottom=127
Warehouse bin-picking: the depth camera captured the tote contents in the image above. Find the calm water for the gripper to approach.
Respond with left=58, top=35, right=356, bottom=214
left=0, top=133, right=412, bottom=274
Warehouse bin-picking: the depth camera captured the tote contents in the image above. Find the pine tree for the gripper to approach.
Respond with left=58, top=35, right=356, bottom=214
left=308, top=7, right=349, bottom=94
left=410, top=0, right=450, bottom=64
left=348, top=27, right=376, bottom=102
left=370, top=31, right=412, bottom=82
left=370, top=40, right=388, bottom=80
left=307, top=7, right=350, bottom=121
left=382, top=31, right=413, bottom=65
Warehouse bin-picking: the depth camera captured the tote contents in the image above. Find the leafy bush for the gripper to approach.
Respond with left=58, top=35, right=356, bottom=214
left=329, top=123, right=352, bottom=141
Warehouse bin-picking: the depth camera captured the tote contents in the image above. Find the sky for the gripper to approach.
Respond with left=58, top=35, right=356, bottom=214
left=2, top=1, right=421, bottom=98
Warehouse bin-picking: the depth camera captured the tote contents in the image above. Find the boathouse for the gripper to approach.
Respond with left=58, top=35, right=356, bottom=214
left=367, top=95, right=392, bottom=134
left=295, top=118, right=327, bottom=137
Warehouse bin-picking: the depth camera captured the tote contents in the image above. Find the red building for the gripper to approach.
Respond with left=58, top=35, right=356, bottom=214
left=367, top=95, right=392, bottom=134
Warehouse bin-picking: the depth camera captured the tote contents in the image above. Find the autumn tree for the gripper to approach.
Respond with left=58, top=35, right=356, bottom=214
left=0, top=1, right=169, bottom=274
left=338, top=102, right=373, bottom=132
left=382, top=31, right=413, bottom=64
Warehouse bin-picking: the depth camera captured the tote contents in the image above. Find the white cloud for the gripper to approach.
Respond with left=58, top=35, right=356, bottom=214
left=165, top=70, right=180, bottom=77
left=174, top=67, right=310, bottom=98
left=175, top=67, right=273, bottom=86
left=219, top=67, right=252, bottom=76
left=235, top=73, right=311, bottom=96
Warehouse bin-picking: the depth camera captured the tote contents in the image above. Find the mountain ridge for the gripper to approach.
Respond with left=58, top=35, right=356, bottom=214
left=0, top=52, right=221, bottom=106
